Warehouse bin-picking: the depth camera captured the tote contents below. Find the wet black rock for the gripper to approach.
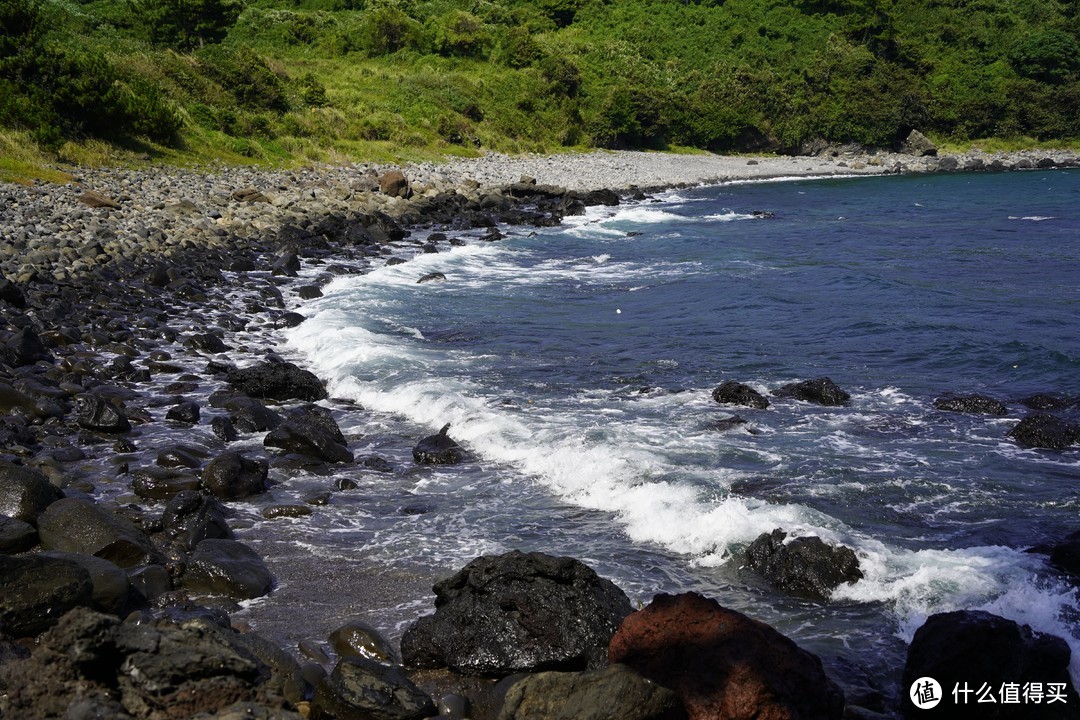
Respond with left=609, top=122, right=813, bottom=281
left=745, top=529, right=863, bottom=601
left=186, top=333, right=230, bottom=353
left=131, top=467, right=202, bottom=500
left=297, top=285, right=324, bottom=299
left=360, top=455, right=395, bottom=473
left=0, top=554, right=93, bottom=637
left=329, top=619, right=397, bottom=663
left=75, top=392, right=132, bottom=433
left=162, top=490, right=233, bottom=550
left=774, top=377, right=851, bottom=406
left=901, top=610, right=1079, bottom=719
left=165, top=400, right=201, bottom=424
left=1020, top=394, right=1075, bottom=411
left=498, top=664, right=687, bottom=720
left=312, top=656, right=436, bottom=720
left=712, top=415, right=749, bottom=433
left=412, top=423, right=463, bottom=465
left=37, top=497, right=162, bottom=568
left=264, top=404, right=352, bottom=463
left=1008, top=413, right=1080, bottom=450
left=0, top=461, right=62, bottom=526
left=711, top=381, right=770, bottom=410
left=227, top=361, right=327, bottom=402
left=202, top=451, right=268, bottom=500
left=579, top=189, right=620, bottom=207
left=401, top=550, right=633, bottom=676
left=278, top=311, right=307, bottom=328
left=417, top=272, right=446, bottom=284
left=1, top=327, right=53, bottom=367
left=933, top=393, right=1008, bottom=415
left=225, top=395, right=283, bottom=432
left=0, top=514, right=36, bottom=552
left=40, top=550, right=131, bottom=616
left=183, top=538, right=273, bottom=600
left=212, top=415, right=239, bottom=442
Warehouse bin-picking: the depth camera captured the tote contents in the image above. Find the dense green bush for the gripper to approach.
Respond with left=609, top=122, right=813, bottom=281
left=3, top=0, right=1080, bottom=158
left=196, top=45, right=290, bottom=112
left=133, top=0, right=243, bottom=51
left=0, top=0, right=180, bottom=147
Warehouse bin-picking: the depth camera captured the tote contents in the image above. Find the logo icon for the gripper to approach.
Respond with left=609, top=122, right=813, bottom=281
left=910, top=677, right=942, bottom=709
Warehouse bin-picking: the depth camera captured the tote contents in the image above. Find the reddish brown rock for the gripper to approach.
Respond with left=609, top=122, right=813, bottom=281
left=608, top=592, right=844, bottom=720
left=77, top=190, right=121, bottom=209
left=378, top=169, right=410, bottom=198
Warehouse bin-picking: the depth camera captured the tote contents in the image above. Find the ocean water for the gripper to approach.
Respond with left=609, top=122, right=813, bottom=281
left=261, top=169, right=1079, bottom=697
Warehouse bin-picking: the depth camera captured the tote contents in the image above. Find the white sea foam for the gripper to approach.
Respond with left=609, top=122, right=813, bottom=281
left=287, top=230, right=1080, bottom=683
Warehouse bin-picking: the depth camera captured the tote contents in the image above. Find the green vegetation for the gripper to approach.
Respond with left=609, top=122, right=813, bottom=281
left=1, top=0, right=1080, bottom=172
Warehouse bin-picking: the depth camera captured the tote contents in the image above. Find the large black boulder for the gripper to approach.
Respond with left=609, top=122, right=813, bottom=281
left=312, top=656, right=436, bottom=720
left=774, top=377, right=851, bottom=406
left=227, top=361, right=327, bottom=402
left=0, top=555, right=93, bottom=637
left=0, top=462, right=62, bottom=526
left=183, top=538, right=273, bottom=600
left=400, top=550, right=633, bottom=676
left=1008, top=413, right=1079, bottom=450
left=412, top=423, right=463, bottom=464
left=901, top=610, right=1079, bottom=719
left=264, top=404, right=352, bottom=463
left=933, top=393, right=1008, bottom=415
left=711, top=381, right=770, bottom=410
left=201, top=451, right=268, bottom=500
left=74, top=392, right=131, bottom=433
left=745, top=529, right=862, bottom=601
left=37, top=498, right=161, bottom=568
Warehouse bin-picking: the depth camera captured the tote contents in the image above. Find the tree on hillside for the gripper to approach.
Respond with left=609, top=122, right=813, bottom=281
left=133, top=0, right=243, bottom=51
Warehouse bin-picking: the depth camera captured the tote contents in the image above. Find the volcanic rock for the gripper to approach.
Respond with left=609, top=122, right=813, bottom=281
left=1008, top=413, right=1079, bottom=449
left=412, top=423, right=463, bottom=464
left=227, top=360, right=327, bottom=402
left=0, top=554, right=93, bottom=637
left=312, top=656, right=435, bottom=720
left=609, top=592, right=844, bottom=720
left=201, top=451, right=268, bottom=500
left=901, top=610, right=1078, bottom=718
left=745, top=529, right=863, bottom=600
left=0, top=462, right=62, bottom=526
left=37, top=497, right=161, bottom=568
left=183, top=538, right=273, bottom=600
left=711, top=381, right=769, bottom=409
left=774, top=377, right=851, bottom=406
left=933, top=393, right=1007, bottom=415
left=401, top=550, right=633, bottom=676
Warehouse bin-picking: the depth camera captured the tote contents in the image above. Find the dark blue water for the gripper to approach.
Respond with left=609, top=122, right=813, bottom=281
left=280, top=170, right=1080, bottom=693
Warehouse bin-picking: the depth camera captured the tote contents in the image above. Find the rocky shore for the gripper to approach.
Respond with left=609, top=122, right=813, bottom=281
left=2, top=146, right=1080, bottom=719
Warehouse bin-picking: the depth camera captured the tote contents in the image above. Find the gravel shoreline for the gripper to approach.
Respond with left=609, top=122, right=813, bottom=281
left=5, top=147, right=1079, bottom=283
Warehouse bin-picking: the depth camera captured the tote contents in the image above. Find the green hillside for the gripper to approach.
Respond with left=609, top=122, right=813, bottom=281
left=1, top=0, right=1079, bottom=176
